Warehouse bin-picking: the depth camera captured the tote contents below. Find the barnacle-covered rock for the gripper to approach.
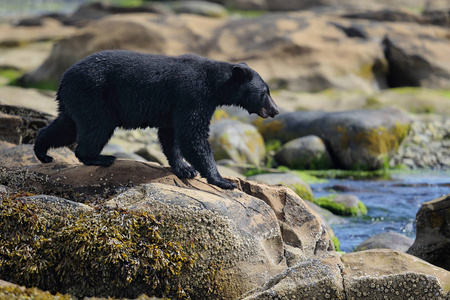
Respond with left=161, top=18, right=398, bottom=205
left=243, top=249, right=450, bottom=299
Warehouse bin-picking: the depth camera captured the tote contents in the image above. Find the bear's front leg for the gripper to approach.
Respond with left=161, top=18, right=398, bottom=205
left=158, top=128, right=197, bottom=179
left=175, top=118, right=236, bottom=190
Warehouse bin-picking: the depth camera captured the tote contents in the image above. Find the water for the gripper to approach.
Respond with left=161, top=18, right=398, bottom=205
left=310, top=172, right=450, bottom=253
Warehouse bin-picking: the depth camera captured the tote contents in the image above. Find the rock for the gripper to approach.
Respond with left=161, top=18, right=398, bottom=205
left=390, top=119, right=450, bottom=170
left=105, top=181, right=287, bottom=299
left=242, top=252, right=346, bottom=299
left=244, top=249, right=450, bottom=299
left=304, top=200, right=348, bottom=225
left=341, top=249, right=450, bottom=299
left=16, top=8, right=450, bottom=92
left=105, top=128, right=163, bottom=161
left=208, top=12, right=387, bottom=92
left=240, top=179, right=334, bottom=265
left=0, top=144, right=78, bottom=167
left=0, top=160, right=334, bottom=298
left=167, top=1, right=228, bottom=17
left=111, top=152, right=148, bottom=162
left=217, top=164, right=246, bottom=179
left=219, top=0, right=428, bottom=12
left=20, top=11, right=388, bottom=92
left=314, top=194, right=367, bottom=216
left=0, top=112, right=22, bottom=144
left=256, top=107, right=411, bottom=170
left=0, top=104, right=54, bottom=145
left=355, top=231, right=414, bottom=252
left=274, top=135, right=334, bottom=169
left=0, top=18, right=75, bottom=48
left=62, top=1, right=170, bottom=26
left=22, top=194, right=93, bottom=212
left=134, top=146, right=169, bottom=166
left=407, top=194, right=450, bottom=271
left=0, top=141, right=15, bottom=151
left=273, top=87, right=450, bottom=115
left=246, top=172, right=314, bottom=201
left=383, top=33, right=450, bottom=88
left=333, top=194, right=367, bottom=216
left=0, top=86, right=57, bottom=116
left=342, top=9, right=423, bottom=23
left=330, top=15, right=450, bottom=89
left=0, top=41, right=53, bottom=72
left=210, top=119, right=265, bottom=165
left=0, top=279, right=76, bottom=299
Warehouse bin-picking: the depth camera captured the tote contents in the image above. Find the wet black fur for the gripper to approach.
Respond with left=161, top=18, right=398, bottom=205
left=34, top=50, right=277, bottom=189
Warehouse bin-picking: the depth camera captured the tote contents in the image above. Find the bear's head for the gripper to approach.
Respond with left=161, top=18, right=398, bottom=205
left=230, top=63, right=279, bottom=119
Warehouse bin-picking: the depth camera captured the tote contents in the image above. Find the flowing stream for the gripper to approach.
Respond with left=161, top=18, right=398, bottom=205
left=310, top=171, right=450, bottom=253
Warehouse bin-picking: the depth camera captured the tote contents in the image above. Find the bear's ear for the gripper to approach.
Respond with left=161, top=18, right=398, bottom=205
left=232, top=65, right=249, bottom=83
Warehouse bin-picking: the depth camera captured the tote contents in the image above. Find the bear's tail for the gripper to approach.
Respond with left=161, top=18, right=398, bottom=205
left=34, top=112, right=77, bottom=163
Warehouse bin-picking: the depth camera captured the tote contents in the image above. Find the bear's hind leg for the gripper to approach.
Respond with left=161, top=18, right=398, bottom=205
left=158, top=128, right=198, bottom=178
left=34, top=113, right=77, bottom=163
left=75, top=123, right=116, bottom=167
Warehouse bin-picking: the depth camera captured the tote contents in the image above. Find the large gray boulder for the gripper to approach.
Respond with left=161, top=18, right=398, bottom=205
left=256, top=107, right=410, bottom=170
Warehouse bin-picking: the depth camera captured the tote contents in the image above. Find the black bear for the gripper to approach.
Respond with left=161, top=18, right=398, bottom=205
left=34, top=50, right=279, bottom=189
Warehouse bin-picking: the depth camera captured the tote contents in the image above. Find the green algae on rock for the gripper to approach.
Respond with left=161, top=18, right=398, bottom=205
left=314, top=194, right=368, bottom=217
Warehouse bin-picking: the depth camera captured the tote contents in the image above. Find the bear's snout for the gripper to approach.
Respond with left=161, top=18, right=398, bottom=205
left=257, top=96, right=279, bottom=119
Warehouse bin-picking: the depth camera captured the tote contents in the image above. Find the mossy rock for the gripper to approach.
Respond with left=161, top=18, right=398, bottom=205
left=314, top=194, right=367, bottom=217
left=256, top=108, right=410, bottom=170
